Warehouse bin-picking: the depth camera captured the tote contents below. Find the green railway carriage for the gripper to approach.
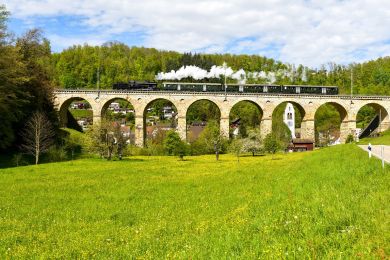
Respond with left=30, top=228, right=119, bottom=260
left=114, top=81, right=339, bottom=95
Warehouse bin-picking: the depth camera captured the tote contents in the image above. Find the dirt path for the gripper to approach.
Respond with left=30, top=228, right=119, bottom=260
left=358, top=145, right=390, bottom=163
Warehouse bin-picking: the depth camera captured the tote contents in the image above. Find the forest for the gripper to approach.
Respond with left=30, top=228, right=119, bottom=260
left=51, top=42, right=390, bottom=96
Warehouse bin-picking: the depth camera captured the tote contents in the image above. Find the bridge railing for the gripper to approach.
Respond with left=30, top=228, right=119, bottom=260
left=53, top=89, right=390, bottom=100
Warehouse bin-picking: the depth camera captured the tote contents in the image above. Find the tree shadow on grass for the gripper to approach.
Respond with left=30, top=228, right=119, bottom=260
left=113, top=158, right=145, bottom=162
left=240, top=154, right=266, bottom=157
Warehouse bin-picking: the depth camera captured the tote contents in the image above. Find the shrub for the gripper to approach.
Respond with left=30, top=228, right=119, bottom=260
left=12, top=153, right=27, bottom=167
left=47, top=146, right=67, bottom=162
left=345, top=134, right=355, bottom=144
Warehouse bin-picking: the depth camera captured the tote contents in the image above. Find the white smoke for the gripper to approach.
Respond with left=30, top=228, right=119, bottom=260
left=231, top=69, right=246, bottom=84
left=156, top=63, right=235, bottom=81
left=156, top=63, right=302, bottom=84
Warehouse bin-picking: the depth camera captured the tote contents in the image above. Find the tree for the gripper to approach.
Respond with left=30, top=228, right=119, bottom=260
left=204, top=121, right=227, bottom=161
left=242, top=128, right=262, bottom=156
left=163, top=130, right=182, bottom=155
left=229, top=138, right=244, bottom=162
left=86, top=120, right=128, bottom=160
left=163, top=130, right=189, bottom=159
left=263, top=134, right=280, bottom=159
left=174, top=140, right=189, bottom=160
left=20, top=111, right=55, bottom=164
left=0, top=5, right=28, bottom=150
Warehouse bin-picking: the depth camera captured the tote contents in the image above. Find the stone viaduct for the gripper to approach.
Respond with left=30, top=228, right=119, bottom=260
left=54, top=89, right=390, bottom=146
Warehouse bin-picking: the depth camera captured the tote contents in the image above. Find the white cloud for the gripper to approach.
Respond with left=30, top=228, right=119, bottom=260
left=4, top=0, right=390, bottom=67
left=47, top=34, right=107, bottom=50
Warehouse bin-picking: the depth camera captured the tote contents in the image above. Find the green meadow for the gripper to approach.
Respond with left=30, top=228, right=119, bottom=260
left=358, top=130, right=390, bottom=145
left=0, top=145, right=389, bottom=258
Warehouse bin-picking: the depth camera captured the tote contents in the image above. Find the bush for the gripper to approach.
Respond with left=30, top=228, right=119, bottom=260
left=345, top=134, right=355, bottom=144
left=46, top=146, right=67, bottom=162
left=143, top=139, right=165, bottom=156
left=12, top=153, right=27, bottom=167
left=122, top=145, right=142, bottom=157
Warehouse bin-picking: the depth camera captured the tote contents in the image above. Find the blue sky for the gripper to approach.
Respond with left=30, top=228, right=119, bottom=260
left=4, top=0, right=390, bottom=68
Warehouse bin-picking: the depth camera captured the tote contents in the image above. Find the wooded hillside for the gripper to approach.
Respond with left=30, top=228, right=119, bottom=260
left=50, top=42, right=390, bottom=95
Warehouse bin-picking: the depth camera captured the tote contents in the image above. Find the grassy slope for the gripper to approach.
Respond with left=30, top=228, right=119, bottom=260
left=359, top=130, right=390, bottom=145
left=0, top=145, right=389, bottom=258
left=69, top=109, right=93, bottom=119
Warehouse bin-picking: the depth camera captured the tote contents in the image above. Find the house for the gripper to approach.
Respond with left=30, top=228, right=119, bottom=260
left=109, top=102, right=120, bottom=110
left=230, top=118, right=240, bottom=137
left=288, top=139, right=314, bottom=152
left=162, top=106, right=175, bottom=119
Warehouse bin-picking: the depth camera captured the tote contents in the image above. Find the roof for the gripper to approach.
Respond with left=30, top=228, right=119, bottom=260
left=292, top=138, right=314, bottom=144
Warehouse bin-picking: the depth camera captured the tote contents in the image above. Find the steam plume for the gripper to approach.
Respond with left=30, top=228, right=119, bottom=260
left=156, top=63, right=307, bottom=84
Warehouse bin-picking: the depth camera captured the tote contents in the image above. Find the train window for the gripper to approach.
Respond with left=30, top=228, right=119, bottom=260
left=268, top=85, right=281, bottom=93
left=243, top=85, right=264, bottom=93
left=226, top=85, right=240, bottom=92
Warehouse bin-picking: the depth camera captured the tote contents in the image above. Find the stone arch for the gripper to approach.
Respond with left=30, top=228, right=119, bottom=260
left=186, top=99, right=222, bottom=142
left=355, top=102, right=390, bottom=135
left=143, top=98, right=179, bottom=144
left=99, top=97, right=136, bottom=144
left=58, top=97, right=94, bottom=129
left=100, top=97, right=135, bottom=118
left=271, top=100, right=306, bottom=139
left=229, top=99, right=263, bottom=137
left=314, top=101, right=350, bottom=145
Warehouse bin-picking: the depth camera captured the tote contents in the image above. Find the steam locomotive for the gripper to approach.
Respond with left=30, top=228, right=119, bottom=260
left=113, top=80, right=157, bottom=90
left=112, top=81, right=339, bottom=95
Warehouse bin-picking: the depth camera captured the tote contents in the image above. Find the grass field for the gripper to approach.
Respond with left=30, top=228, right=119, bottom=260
left=0, top=145, right=389, bottom=258
left=69, top=109, right=93, bottom=119
left=358, top=130, right=390, bottom=145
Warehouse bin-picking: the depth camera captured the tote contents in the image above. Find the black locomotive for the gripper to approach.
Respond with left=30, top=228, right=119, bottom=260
left=112, top=81, right=338, bottom=95
left=113, top=80, right=157, bottom=90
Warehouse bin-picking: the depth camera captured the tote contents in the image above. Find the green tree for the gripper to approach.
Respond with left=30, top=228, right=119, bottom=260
left=0, top=5, right=27, bottom=150
left=242, top=128, right=262, bottom=156
left=229, top=138, right=244, bottom=162
left=264, top=134, right=280, bottom=158
left=163, top=130, right=182, bottom=155
left=190, top=120, right=227, bottom=159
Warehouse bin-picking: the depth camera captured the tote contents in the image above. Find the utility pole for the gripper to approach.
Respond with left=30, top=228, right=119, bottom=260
left=379, top=108, right=382, bottom=135
left=350, top=69, right=353, bottom=103
left=223, top=62, right=227, bottom=101
left=96, top=47, right=101, bottom=101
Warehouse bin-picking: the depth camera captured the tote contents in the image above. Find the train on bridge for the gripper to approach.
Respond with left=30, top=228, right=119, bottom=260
left=112, top=81, right=339, bottom=95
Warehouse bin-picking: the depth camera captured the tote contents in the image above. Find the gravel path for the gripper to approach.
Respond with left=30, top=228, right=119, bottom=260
left=358, top=145, right=390, bottom=163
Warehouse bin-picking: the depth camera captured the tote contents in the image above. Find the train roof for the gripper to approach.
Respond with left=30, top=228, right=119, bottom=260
left=162, top=82, right=338, bottom=88
left=163, top=82, right=220, bottom=85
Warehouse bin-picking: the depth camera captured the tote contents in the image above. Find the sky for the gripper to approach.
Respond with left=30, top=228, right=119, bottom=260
left=3, top=0, right=390, bottom=68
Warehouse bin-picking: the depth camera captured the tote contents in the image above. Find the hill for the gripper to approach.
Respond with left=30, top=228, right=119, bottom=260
left=50, top=43, right=390, bottom=95
left=0, top=145, right=388, bottom=258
